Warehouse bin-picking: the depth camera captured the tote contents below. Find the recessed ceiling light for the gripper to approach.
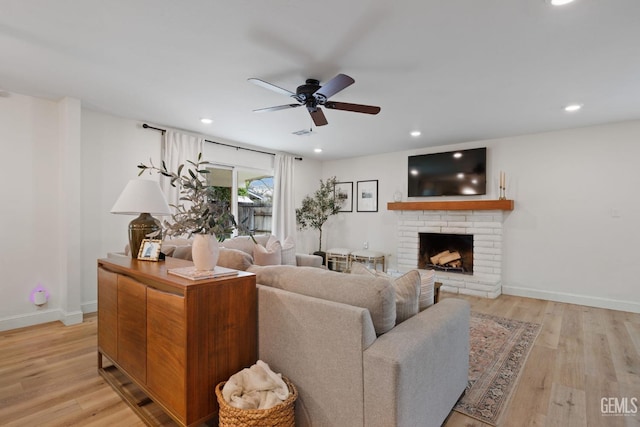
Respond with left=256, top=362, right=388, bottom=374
left=200, top=118, right=213, bottom=124
left=410, top=130, right=421, bottom=137
left=564, top=104, right=583, bottom=112
left=549, top=0, right=576, bottom=5
left=314, top=148, right=323, bottom=153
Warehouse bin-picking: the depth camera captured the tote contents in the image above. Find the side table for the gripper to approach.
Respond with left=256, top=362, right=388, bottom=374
left=326, top=248, right=352, bottom=272
left=350, top=250, right=386, bottom=272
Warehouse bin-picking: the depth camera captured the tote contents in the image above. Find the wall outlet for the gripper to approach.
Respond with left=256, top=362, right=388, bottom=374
left=363, top=241, right=369, bottom=249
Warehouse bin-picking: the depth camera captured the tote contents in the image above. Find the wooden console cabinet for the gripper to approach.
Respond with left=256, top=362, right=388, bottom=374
left=97, top=257, right=257, bottom=426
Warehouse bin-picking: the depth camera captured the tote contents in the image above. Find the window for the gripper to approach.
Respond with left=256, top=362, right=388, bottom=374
left=237, top=170, right=273, bottom=236
left=206, top=166, right=273, bottom=236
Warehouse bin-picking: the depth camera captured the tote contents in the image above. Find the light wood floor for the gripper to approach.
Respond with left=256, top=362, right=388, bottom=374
left=442, top=293, right=640, bottom=427
left=1, top=294, right=638, bottom=426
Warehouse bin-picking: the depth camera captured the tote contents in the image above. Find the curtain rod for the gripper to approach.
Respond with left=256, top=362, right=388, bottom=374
left=142, top=123, right=302, bottom=161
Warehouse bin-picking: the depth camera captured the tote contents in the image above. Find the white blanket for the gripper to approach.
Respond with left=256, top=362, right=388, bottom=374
left=221, top=360, right=289, bottom=410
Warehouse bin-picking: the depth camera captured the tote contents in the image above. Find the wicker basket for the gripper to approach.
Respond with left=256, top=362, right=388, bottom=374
left=215, top=377, right=297, bottom=427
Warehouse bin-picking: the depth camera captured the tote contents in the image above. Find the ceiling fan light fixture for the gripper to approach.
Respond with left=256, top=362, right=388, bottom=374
left=314, top=148, right=323, bottom=153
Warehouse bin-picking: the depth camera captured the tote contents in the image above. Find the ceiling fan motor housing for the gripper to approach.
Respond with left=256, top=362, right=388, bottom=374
left=296, top=79, right=321, bottom=100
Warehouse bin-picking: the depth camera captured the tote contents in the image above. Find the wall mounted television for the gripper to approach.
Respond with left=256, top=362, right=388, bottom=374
left=408, top=147, right=487, bottom=197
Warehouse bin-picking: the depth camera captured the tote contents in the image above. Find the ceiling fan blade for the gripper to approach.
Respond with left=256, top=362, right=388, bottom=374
left=325, top=101, right=381, bottom=115
left=315, top=74, right=355, bottom=99
left=253, top=104, right=301, bottom=113
left=248, top=78, right=296, bottom=97
left=309, top=107, right=328, bottom=126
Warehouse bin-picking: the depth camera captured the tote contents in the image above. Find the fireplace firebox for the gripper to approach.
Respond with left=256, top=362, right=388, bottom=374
left=419, top=233, right=473, bottom=274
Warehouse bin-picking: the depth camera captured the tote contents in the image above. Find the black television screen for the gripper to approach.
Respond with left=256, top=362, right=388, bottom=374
left=408, top=148, right=487, bottom=197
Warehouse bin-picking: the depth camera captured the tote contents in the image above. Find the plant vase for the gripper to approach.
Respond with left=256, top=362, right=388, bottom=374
left=192, top=234, right=219, bottom=271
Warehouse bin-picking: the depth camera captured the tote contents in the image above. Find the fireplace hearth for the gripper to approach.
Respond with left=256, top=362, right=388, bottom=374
left=419, top=233, right=473, bottom=274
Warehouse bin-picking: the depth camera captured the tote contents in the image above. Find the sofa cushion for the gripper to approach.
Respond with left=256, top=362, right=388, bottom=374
left=280, top=236, right=297, bottom=266
left=379, top=270, right=420, bottom=324
left=249, top=265, right=396, bottom=335
left=173, top=245, right=193, bottom=260
left=417, top=269, right=435, bottom=311
left=350, top=264, right=420, bottom=324
left=219, top=234, right=269, bottom=255
left=254, top=238, right=282, bottom=266
left=218, top=248, right=254, bottom=271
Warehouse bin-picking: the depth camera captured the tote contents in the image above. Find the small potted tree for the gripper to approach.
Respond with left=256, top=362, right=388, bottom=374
left=295, top=176, right=344, bottom=263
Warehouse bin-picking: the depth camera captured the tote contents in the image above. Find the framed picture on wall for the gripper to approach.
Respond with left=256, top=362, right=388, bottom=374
left=334, top=181, right=353, bottom=212
left=138, top=239, right=162, bottom=261
left=356, top=180, right=378, bottom=212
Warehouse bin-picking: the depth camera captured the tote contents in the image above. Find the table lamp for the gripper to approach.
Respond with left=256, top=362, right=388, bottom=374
left=111, top=179, right=171, bottom=258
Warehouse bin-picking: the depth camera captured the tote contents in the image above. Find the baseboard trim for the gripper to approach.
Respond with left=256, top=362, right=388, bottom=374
left=502, top=286, right=640, bottom=314
left=0, top=302, right=95, bottom=332
left=82, top=300, right=97, bottom=314
left=61, top=310, right=84, bottom=326
left=0, top=309, right=62, bottom=332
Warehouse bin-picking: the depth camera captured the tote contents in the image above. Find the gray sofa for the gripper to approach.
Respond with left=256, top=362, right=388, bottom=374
left=249, top=265, right=470, bottom=427
left=161, top=234, right=324, bottom=268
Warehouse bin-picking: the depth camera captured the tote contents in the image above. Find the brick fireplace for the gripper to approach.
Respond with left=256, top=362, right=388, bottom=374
left=389, top=200, right=513, bottom=299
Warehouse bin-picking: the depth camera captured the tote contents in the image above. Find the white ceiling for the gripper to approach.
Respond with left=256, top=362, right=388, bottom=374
left=2, top=0, right=639, bottom=160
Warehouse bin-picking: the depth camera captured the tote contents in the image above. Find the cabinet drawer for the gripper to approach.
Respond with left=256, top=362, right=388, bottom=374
left=146, top=286, right=187, bottom=422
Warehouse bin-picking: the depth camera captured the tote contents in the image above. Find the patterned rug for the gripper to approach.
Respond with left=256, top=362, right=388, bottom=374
left=453, top=312, right=541, bottom=425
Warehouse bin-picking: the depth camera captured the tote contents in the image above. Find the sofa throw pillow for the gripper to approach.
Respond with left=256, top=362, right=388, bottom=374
left=172, top=245, right=193, bottom=261
left=254, top=238, right=282, bottom=266
left=375, top=270, right=420, bottom=324
left=349, top=262, right=375, bottom=276
left=280, top=236, right=297, bottom=266
left=218, top=248, right=254, bottom=271
left=417, top=269, right=435, bottom=311
left=220, top=235, right=268, bottom=256
left=351, top=265, right=420, bottom=324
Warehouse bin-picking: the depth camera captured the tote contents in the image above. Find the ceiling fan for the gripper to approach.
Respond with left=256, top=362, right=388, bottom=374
left=248, top=73, right=381, bottom=126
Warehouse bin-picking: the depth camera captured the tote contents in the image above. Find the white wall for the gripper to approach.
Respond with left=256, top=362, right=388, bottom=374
left=80, top=111, right=162, bottom=313
left=322, top=120, right=640, bottom=313
left=0, top=93, right=64, bottom=329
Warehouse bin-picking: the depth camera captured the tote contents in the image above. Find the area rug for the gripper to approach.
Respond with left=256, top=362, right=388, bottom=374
left=453, top=311, right=541, bottom=425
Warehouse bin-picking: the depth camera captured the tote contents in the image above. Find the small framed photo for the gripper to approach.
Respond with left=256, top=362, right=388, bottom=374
left=334, top=181, right=353, bottom=212
left=357, top=180, right=378, bottom=212
left=138, top=239, right=162, bottom=261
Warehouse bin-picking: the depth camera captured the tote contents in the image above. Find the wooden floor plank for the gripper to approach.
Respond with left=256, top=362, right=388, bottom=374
left=584, top=373, right=625, bottom=427
left=500, top=344, right=556, bottom=424
left=537, top=301, right=564, bottom=350
left=545, top=383, right=587, bottom=427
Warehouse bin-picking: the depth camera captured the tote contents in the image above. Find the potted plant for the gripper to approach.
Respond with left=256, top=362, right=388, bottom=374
left=138, top=153, right=236, bottom=270
left=295, top=176, right=344, bottom=262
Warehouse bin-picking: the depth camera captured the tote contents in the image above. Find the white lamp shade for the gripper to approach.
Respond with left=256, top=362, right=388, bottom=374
left=110, top=179, right=171, bottom=216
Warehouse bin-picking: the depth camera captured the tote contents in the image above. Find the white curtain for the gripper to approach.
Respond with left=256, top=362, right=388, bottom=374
left=161, top=130, right=204, bottom=209
left=272, top=154, right=296, bottom=240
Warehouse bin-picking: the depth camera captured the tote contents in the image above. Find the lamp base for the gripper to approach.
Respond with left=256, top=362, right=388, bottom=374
left=129, top=213, right=162, bottom=258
